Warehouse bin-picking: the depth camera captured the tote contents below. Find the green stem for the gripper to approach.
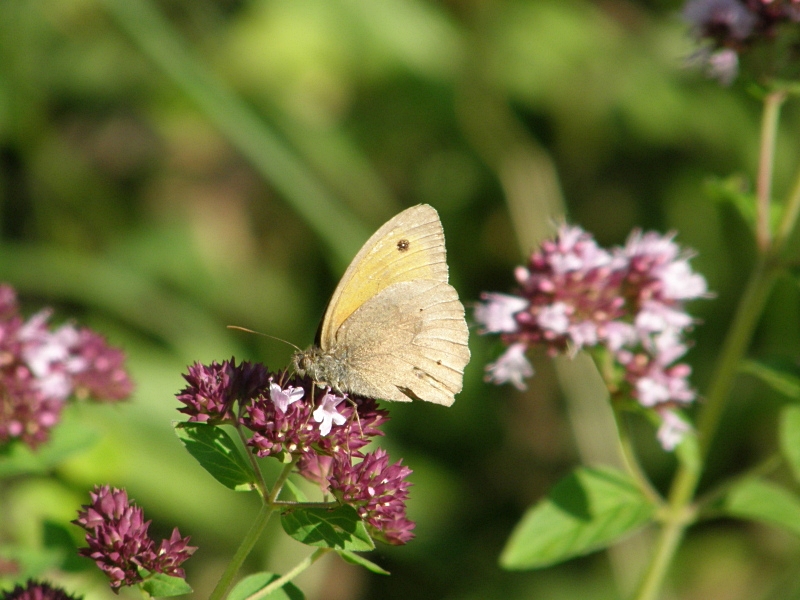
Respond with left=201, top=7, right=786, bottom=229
left=755, top=91, right=786, bottom=251
left=696, top=258, right=777, bottom=459
left=268, top=458, right=299, bottom=505
left=632, top=89, right=793, bottom=600
left=775, top=157, right=800, bottom=248
left=613, top=408, right=663, bottom=506
left=272, top=500, right=339, bottom=509
left=207, top=448, right=298, bottom=600
left=209, top=503, right=274, bottom=600
left=632, top=256, right=778, bottom=600
left=246, top=548, right=332, bottom=600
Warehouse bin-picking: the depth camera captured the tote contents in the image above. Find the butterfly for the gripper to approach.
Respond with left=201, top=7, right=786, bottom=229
left=293, top=204, right=470, bottom=406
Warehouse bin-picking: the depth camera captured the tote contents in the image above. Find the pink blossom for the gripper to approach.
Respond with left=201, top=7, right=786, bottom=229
left=270, top=382, right=305, bottom=413
left=484, top=343, right=534, bottom=390
left=477, top=224, right=708, bottom=450
left=313, top=391, right=348, bottom=436
left=657, top=410, right=692, bottom=451
left=474, top=293, right=528, bottom=333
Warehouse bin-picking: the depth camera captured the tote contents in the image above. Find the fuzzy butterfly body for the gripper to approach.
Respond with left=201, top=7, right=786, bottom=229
left=293, top=204, right=470, bottom=406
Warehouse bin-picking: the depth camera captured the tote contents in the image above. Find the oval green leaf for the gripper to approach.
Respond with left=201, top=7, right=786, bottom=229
left=720, top=477, right=800, bottom=536
left=140, top=572, right=192, bottom=597
left=173, top=422, right=256, bottom=491
left=281, top=505, right=374, bottom=551
left=500, top=466, right=657, bottom=570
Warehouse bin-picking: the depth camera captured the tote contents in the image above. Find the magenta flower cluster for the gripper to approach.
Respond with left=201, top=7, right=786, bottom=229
left=684, top=0, right=800, bottom=84
left=73, top=485, right=196, bottom=592
left=176, top=359, right=415, bottom=544
left=475, top=225, right=708, bottom=450
left=0, top=581, right=81, bottom=600
left=0, top=284, right=133, bottom=448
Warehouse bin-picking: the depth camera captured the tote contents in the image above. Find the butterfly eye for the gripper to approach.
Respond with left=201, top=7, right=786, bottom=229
left=396, top=239, right=410, bottom=252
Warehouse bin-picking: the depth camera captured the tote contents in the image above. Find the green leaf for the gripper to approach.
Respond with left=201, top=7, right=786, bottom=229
left=706, top=176, right=782, bottom=232
left=499, top=467, right=657, bottom=570
left=173, top=422, right=256, bottom=491
left=337, top=550, right=390, bottom=575
left=706, top=175, right=758, bottom=228
left=0, top=419, right=98, bottom=478
left=740, top=360, right=800, bottom=399
left=720, top=477, right=800, bottom=536
left=281, top=505, right=374, bottom=551
left=780, top=405, right=800, bottom=482
left=140, top=572, right=193, bottom=597
left=227, top=572, right=304, bottom=600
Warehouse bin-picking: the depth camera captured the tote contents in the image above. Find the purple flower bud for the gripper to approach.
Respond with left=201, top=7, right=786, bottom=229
left=176, top=359, right=271, bottom=424
left=683, top=0, right=800, bottom=83
left=328, top=449, right=415, bottom=545
left=0, top=580, right=82, bottom=600
left=73, top=485, right=195, bottom=592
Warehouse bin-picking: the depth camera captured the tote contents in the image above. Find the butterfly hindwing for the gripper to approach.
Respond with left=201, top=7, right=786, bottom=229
left=331, top=279, right=469, bottom=406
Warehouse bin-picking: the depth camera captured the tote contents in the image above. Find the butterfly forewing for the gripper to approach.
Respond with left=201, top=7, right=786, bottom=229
left=318, top=205, right=449, bottom=350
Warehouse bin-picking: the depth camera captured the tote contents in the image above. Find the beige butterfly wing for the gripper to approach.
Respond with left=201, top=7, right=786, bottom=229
left=318, top=204, right=469, bottom=406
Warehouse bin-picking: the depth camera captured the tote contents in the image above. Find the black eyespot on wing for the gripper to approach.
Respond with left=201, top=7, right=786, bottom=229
left=397, top=239, right=410, bottom=252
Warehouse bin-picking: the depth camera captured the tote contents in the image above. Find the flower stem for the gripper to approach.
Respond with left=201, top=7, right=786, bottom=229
left=246, top=548, right=332, bottom=600
left=268, top=458, right=299, bottom=505
left=695, top=257, right=777, bottom=458
left=632, top=88, right=791, bottom=600
left=632, top=254, right=778, bottom=600
left=755, top=91, right=786, bottom=251
left=208, top=503, right=274, bottom=600
left=613, top=408, right=663, bottom=506
left=775, top=154, right=800, bottom=247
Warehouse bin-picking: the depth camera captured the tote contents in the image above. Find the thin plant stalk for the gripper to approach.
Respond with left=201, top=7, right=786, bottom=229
left=755, top=91, right=786, bottom=250
left=612, top=408, right=663, bottom=506
left=246, top=548, right=333, bottom=600
left=632, top=89, right=789, bottom=600
left=774, top=157, right=800, bottom=247
left=208, top=503, right=274, bottom=600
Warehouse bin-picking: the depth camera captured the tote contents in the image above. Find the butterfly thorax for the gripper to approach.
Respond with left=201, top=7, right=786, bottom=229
left=292, top=345, right=357, bottom=395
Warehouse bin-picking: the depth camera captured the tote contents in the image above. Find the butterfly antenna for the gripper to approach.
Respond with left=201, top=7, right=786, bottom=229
left=227, top=325, right=302, bottom=353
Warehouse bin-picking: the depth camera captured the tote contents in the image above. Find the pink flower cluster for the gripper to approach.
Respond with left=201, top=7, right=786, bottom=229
left=0, top=580, right=80, bottom=600
left=0, top=285, right=133, bottom=448
left=73, top=486, right=195, bottom=592
left=176, top=360, right=414, bottom=544
left=475, top=226, right=708, bottom=449
left=683, top=0, right=800, bottom=84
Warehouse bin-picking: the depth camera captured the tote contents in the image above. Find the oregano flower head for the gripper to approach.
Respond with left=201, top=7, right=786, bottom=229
left=476, top=225, right=708, bottom=449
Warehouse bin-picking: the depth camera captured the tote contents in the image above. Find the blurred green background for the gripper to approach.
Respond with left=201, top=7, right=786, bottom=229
left=3, top=0, right=800, bottom=598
